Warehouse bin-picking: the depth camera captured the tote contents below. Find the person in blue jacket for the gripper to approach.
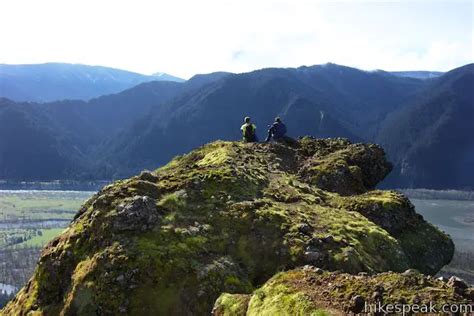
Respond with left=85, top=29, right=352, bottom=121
left=265, top=117, right=287, bottom=142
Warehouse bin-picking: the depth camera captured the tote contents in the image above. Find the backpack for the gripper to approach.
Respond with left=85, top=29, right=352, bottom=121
left=243, top=124, right=255, bottom=141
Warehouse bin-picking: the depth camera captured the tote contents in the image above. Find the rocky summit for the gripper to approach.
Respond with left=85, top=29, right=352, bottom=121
left=3, top=138, right=459, bottom=315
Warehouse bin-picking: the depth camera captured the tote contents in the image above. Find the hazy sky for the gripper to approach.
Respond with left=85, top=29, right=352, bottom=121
left=1, top=0, right=472, bottom=78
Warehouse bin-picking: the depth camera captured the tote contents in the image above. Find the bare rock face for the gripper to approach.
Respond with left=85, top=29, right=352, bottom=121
left=113, top=196, right=161, bottom=231
left=2, top=138, right=454, bottom=315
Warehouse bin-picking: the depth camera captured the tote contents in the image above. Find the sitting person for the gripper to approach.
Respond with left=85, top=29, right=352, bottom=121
left=240, top=116, right=258, bottom=142
left=265, top=117, right=287, bottom=142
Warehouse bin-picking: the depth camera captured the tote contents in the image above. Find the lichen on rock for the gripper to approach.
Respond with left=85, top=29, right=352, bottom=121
left=2, top=137, right=456, bottom=315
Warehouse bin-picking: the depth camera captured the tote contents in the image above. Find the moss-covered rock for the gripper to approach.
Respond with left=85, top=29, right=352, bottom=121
left=214, top=267, right=473, bottom=315
left=212, top=293, right=251, bottom=316
left=2, top=138, right=455, bottom=315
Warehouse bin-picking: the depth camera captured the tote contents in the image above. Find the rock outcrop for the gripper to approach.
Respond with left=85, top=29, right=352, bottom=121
left=3, top=138, right=456, bottom=315
left=213, top=267, right=473, bottom=315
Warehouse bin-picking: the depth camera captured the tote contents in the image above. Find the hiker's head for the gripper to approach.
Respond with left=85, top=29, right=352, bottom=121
left=275, top=117, right=281, bottom=123
left=244, top=116, right=251, bottom=123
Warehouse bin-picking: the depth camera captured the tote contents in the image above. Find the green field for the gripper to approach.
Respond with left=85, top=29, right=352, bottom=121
left=0, top=190, right=93, bottom=221
left=13, top=228, right=66, bottom=248
left=0, top=190, right=94, bottom=289
left=0, top=190, right=94, bottom=250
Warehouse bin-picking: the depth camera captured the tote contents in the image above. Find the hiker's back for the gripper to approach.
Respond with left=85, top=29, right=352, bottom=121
left=240, top=116, right=258, bottom=142
left=241, top=122, right=257, bottom=142
left=272, top=122, right=287, bottom=138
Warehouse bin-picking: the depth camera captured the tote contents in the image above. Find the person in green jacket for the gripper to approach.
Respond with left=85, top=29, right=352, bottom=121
left=240, top=116, right=258, bottom=142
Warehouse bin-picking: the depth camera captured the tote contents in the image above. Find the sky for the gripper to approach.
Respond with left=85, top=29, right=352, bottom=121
left=0, top=0, right=472, bottom=79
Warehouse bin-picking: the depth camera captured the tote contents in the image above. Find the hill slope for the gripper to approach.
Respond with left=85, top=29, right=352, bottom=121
left=0, top=71, right=235, bottom=180
left=3, top=138, right=456, bottom=315
left=0, top=63, right=183, bottom=102
left=0, top=79, right=184, bottom=180
left=0, top=98, right=88, bottom=180
left=378, top=63, right=474, bottom=188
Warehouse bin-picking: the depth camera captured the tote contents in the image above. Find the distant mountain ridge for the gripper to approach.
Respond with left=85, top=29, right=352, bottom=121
left=0, top=62, right=472, bottom=190
left=0, top=63, right=184, bottom=102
